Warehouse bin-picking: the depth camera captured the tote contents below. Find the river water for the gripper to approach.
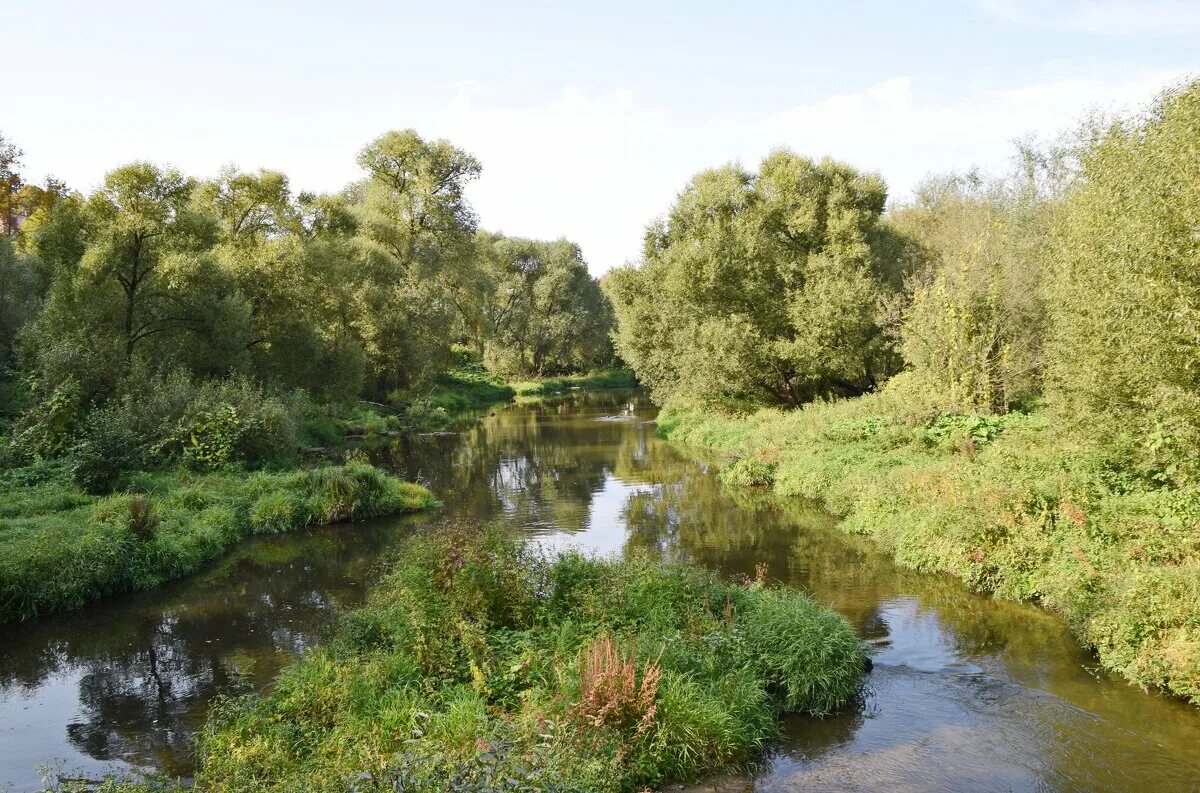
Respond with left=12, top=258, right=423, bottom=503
left=2, top=391, right=1198, bottom=791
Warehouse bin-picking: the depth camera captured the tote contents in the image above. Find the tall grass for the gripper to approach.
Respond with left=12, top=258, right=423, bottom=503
left=0, top=462, right=439, bottom=622
left=659, top=372, right=1200, bottom=704
left=191, top=529, right=864, bottom=792
left=510, top=369, right=637, bottom=397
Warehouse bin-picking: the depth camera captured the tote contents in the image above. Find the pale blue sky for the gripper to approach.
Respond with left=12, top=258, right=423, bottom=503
left=3, top=1, right=1197, bottom=273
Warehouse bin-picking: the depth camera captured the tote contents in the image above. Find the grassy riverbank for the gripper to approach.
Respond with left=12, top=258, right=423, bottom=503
left=399, top=367, right=637, bottom=429
left=657, top=375, right=1200, bottom=703
left=511, top=368, right=637, bottom=398
left=0, top=462, right=438, bottom=623
left=186, top=529, right=863, bottom=791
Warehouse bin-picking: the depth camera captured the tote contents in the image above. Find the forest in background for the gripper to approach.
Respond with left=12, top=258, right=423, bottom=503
left=0, top=129, right=615, bottom=489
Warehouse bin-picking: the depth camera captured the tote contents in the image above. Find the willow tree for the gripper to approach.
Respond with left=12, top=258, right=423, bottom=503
left=194, top=169, right=363, bottom=401
left=352, top=129, right=482, bottom=395
left=889, top=162, right=1053, bottom=414
left=477, top=232, right=612, bottom=376
left=18, top=163, right=232, bottom=404
left=609, top=151, right=903, bottom=408
left=1044, top=80, right=1200, bottom=484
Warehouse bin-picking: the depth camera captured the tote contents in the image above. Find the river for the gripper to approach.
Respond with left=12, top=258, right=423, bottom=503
left=2, top=391, right=1198, bottom=791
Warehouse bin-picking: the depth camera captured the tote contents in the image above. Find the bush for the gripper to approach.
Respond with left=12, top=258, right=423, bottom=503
left=71, top=407, right=145, bottom=493
left=6, top=376, right=82, bottom=462
left=1044, top=80, right=1200, bottom=485
left=0, top=464, right=436, bottom=622
left=165, top=378, right=299, bottom=470
left=193, top=530, right=864, bottom=792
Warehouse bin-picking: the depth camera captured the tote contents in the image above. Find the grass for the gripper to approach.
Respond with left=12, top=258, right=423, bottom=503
left=510, top=369, right=637, bottom=398
left=0, top=462, right=439, bottom=623
left=403, top=368, right=637, bottom=430
left=424, top=368, right=517, bottom=412
left=185, top=529, right=864, bottom=792
left=657, top=372, right=1200, bottom=704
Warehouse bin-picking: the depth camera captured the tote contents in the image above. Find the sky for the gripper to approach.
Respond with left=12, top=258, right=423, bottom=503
left=2, top=1, right=1197, bottom=275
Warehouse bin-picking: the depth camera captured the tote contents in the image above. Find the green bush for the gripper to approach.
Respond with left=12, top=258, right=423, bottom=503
left=6, top=376, right=82, bottom=462
left=193, top=530, right=864, bottom=792
left=0, top=463, right=437, bottom=622
left=166, top=378, right=299, bottom=470
left=1044, top=80, right=1200, bottom=486
left=71, top=407, right=145, bottom=493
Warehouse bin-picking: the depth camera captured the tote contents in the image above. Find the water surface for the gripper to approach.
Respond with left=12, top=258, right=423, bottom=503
left=2, top=392, right=1198, bottom=791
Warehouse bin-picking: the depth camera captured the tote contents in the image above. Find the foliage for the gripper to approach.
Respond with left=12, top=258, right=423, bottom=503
left=888, top=163, right=1054, bottom=413
left=1043, top=80, right=1200, bottom=486
left=607, top=151, right=906, bottom=409
left=510, top=369, right=637, bottom=397
left=476, top=233, right=614, bottom=377
left=0, top=463, right=437, bottom=622
left=71, top=406, right=144, bottom=493
left=658, top=374, right=1200, bottom=703
left=422, top=366, right=516, bottom=412
left=191, top=529, right=864, bottom=792
left=0, top=125, right=617, bottom=485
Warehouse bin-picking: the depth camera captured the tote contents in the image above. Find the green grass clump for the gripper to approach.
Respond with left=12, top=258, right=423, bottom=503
left=511, top=369, right=637, bottom=397
left=0, top=463, right=438, bottom=623
left=424, top=368, right=517, bottom=412
left=658, top=372, right=1200, bottom=703
left=193, top=529, right=864, bottom=792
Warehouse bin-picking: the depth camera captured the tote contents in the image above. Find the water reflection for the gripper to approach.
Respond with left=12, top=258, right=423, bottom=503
left=2, top=391, right=1199, bottom=791
left=0, top=516, right=428, bottom=789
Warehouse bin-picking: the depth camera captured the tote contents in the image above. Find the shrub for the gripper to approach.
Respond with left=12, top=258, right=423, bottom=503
left=193, top=530, right=864, bottom=792
left=1044, top=80, right=1200, bottom=485
left=71, top=407, right=144, bottom=493
left=0, top=464, right=436, bottom=622
left=7, top=376, right=81, bottom=462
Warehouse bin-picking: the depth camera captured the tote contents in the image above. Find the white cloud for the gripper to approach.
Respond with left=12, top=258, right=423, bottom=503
left=438, top=69, right=1185, bottom=274
left=758, top=70, right=1187, bottom=198
left=10, top=68, right=1189, bottom=277
left=978, top=0, right=1200, bottom=35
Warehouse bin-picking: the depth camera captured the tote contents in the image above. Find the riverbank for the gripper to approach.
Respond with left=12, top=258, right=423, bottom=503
left=0, top=462, right=438, bottom=623
left=405, top=367, right=636, bottom=428
left=657, top=375, right=1200, bottom=704
left=190, top=529, right=864, bottom=791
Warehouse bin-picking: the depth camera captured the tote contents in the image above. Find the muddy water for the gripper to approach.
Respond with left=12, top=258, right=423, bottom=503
left=2, top=391, right=1198, bottom=791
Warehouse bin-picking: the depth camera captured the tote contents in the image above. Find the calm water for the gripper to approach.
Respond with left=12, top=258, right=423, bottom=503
left=2, top=391, right=1199, bottom=791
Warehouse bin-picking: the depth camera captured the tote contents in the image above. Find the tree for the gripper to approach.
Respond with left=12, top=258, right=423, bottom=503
left=1043, top=80, right=1200, bottom=483
left=609, top=151, right=903, bottom=408
left=352, top=130, right=482, bottom=395
left=0, top=132, right=23, bottom=237
left=477, top=233, right=613, bottom=376
left=80, top=163, right=218, bottom=363
left=888, top=163, right=1052, bottom=413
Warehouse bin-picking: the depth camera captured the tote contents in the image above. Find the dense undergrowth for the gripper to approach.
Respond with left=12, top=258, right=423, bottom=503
left=180, top=529, right=863, bottom=792
left=657, top=373, right=1200, bottom=703
left=0, top=461, right=438, bottom=623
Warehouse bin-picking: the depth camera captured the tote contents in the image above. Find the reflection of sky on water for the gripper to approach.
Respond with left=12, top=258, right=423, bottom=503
left=530, top=472, right=659, bottom=557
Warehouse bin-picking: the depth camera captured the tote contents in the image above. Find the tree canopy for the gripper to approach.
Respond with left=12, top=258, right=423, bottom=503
left=608, top=151, right=903, bottom=408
